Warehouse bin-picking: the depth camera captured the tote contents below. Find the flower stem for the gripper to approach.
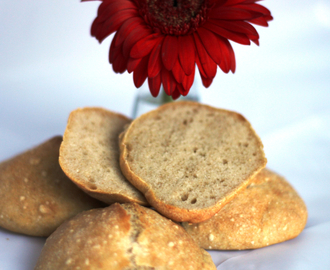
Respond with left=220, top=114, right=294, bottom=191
left=160, top=89, right=173, bottom=105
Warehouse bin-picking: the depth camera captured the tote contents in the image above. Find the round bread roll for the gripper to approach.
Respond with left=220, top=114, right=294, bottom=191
left=59, top=107, right=148, bottom=205
left=120, top=101, right=267, bottom=223
left=0, top=136, right=104, bottom=237
left=182, top=168, right=308, bottom=250
left=35, top=203, right=216, bottom=270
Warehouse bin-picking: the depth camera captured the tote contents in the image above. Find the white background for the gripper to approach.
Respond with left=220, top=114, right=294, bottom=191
left=1, top=0, right=330, bottom=269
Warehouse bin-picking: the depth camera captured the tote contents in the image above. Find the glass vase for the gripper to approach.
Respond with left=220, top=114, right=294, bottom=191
left=131, top=82, right=200, bottom=118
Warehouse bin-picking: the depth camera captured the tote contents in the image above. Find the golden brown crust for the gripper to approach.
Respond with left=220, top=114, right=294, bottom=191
left=182, top=168, right=308, bottom=250
left=0, top=136, right=104, bottom=237
left=120, top=101, right=267, bottom=223
left=35, top=203, right=216, bottom=270
left=59, top=107, right=148, bottom=206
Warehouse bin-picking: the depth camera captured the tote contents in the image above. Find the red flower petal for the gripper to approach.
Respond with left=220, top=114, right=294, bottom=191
left=112, top=52, right=127, bottom=74
left=178, top=35, right=195, bottom=76
left=110, top=33, right=127, bottom=73
left=249, top=17, right=272, bottom=27
left=197, top=28, right=222, bottom=66
left=93, top=9, right=138, bottom=43
left=209, top=7, right=261, bottom=21
left=182, top=67, right=196, bottom=93
left=148, top=73, right=161, bottom=97
left=127, top=57, right=142, bottom=73
left=217, top=36, right=236, bottom=73
left=236, top=3, right=272, bottom=17
left=148, top=39, right=163, bottom=78
left=195, top=55, right=207, bottom=78
left=130, top=35, right=162, bottom=59
left=172, top=60, right=185, bottom=84
left=223, top=0, right=254, bottom=7
left=200, top=74, right=214, bottom=88
left=222, top=37, right=236, bottom=73
left=97, top=0, right=136, bottom=23
left=133, top=56, right=149, bottom=88
left=172, top=87, right=182, bottom=100
left=204, top=21, right=251, bottom=45
left=115, top=17, right=144, bottom=47
left=162, top=35, right=179, bottom=71
left=161, top=68, right=176, bottom=95
left=193, top=33, right=217, bottom=79
left=176, top=84, right=187, bottom=96
left=109, top=32, right=120, bottom=64
left=122, top=26, right=152, bottom=59
left=210, top=20, right=259, bottom=42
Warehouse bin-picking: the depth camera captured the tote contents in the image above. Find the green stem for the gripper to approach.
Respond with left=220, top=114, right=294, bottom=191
left=160, top=88, right=173, bottom=105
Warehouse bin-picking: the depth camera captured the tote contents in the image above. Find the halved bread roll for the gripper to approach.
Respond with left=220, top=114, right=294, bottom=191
left=120, top=101, right=267, bottom=223
left=59, top=107, right=148, bottom=205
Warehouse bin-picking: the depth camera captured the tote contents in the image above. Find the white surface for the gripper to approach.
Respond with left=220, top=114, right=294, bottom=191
left=1, top=0, right=330, bottom=269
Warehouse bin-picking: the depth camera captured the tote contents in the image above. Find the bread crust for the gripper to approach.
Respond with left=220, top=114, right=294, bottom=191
left=120, top=101, right=267, bottom=223
left=182, top=168, right=308, bottom=250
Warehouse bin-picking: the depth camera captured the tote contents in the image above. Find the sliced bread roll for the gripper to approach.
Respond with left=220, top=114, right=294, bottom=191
left=0, top=136, right=103, bottom=237
left=182, top=168, right=308, bottom=250
left=59, top=107, right=148, bottom=205
left=120, top=101, right=267, bottom=223
left=35, top=203, right=216, bottom=270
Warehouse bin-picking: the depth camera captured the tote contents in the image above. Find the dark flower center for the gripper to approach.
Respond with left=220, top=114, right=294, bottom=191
left=141, top=0, right=209, bottom=35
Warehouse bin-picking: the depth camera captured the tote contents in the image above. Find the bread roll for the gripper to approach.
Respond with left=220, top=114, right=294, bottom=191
left=35, top=203, right=216, bottom=270
left=0, top=136, right=103, bottom=237
left=182, top=168, right=308, bottom=250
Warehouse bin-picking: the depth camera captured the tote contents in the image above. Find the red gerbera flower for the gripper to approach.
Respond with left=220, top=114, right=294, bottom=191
left=82, top=0, right=273, bottom=99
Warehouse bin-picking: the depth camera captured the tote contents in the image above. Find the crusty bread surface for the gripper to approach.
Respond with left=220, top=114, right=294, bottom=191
left=0, top=136, right=103, bottom=237
left=120, top=101, right=267, bottom=223
left=35, top=203, right=216, bottom=270
left=59, top=107, right=148, bottom=205
left=182, top=168, right=308, bottom=250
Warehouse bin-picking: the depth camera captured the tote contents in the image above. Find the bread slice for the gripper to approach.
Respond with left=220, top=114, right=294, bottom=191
left=182, top=168, right=308, bottom=250
left=120, top=101, right=267, bottom=223
left=59, top=107, right=148, bottom=205
left=0, top=136, right=104, bottom=237
left=35, top=203, right=216, bottom=270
